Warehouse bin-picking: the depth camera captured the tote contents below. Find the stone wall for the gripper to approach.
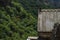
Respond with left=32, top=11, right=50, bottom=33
left=38, top=9, right=60, bottom=32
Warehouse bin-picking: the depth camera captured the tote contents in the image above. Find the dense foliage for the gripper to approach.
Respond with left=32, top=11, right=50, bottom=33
left=0, top=0, right=53, bottom=40
left=0, top=0, right=38, bottom=40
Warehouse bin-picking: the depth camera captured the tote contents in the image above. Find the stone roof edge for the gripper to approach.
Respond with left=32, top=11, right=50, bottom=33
left=41, top=9, right=60, bottom=12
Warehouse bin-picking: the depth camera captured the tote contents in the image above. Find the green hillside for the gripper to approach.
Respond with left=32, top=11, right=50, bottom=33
left=0, top=0, right=37, bottom=40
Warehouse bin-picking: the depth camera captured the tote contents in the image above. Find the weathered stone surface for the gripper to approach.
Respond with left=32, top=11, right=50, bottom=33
left=38, top=9, right=60, bottom=32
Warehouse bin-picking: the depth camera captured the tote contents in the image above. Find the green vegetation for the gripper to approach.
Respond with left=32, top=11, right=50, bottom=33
left=0, top=0, right=53, bottom=40
left=0, top=0, right=37, bottom=40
